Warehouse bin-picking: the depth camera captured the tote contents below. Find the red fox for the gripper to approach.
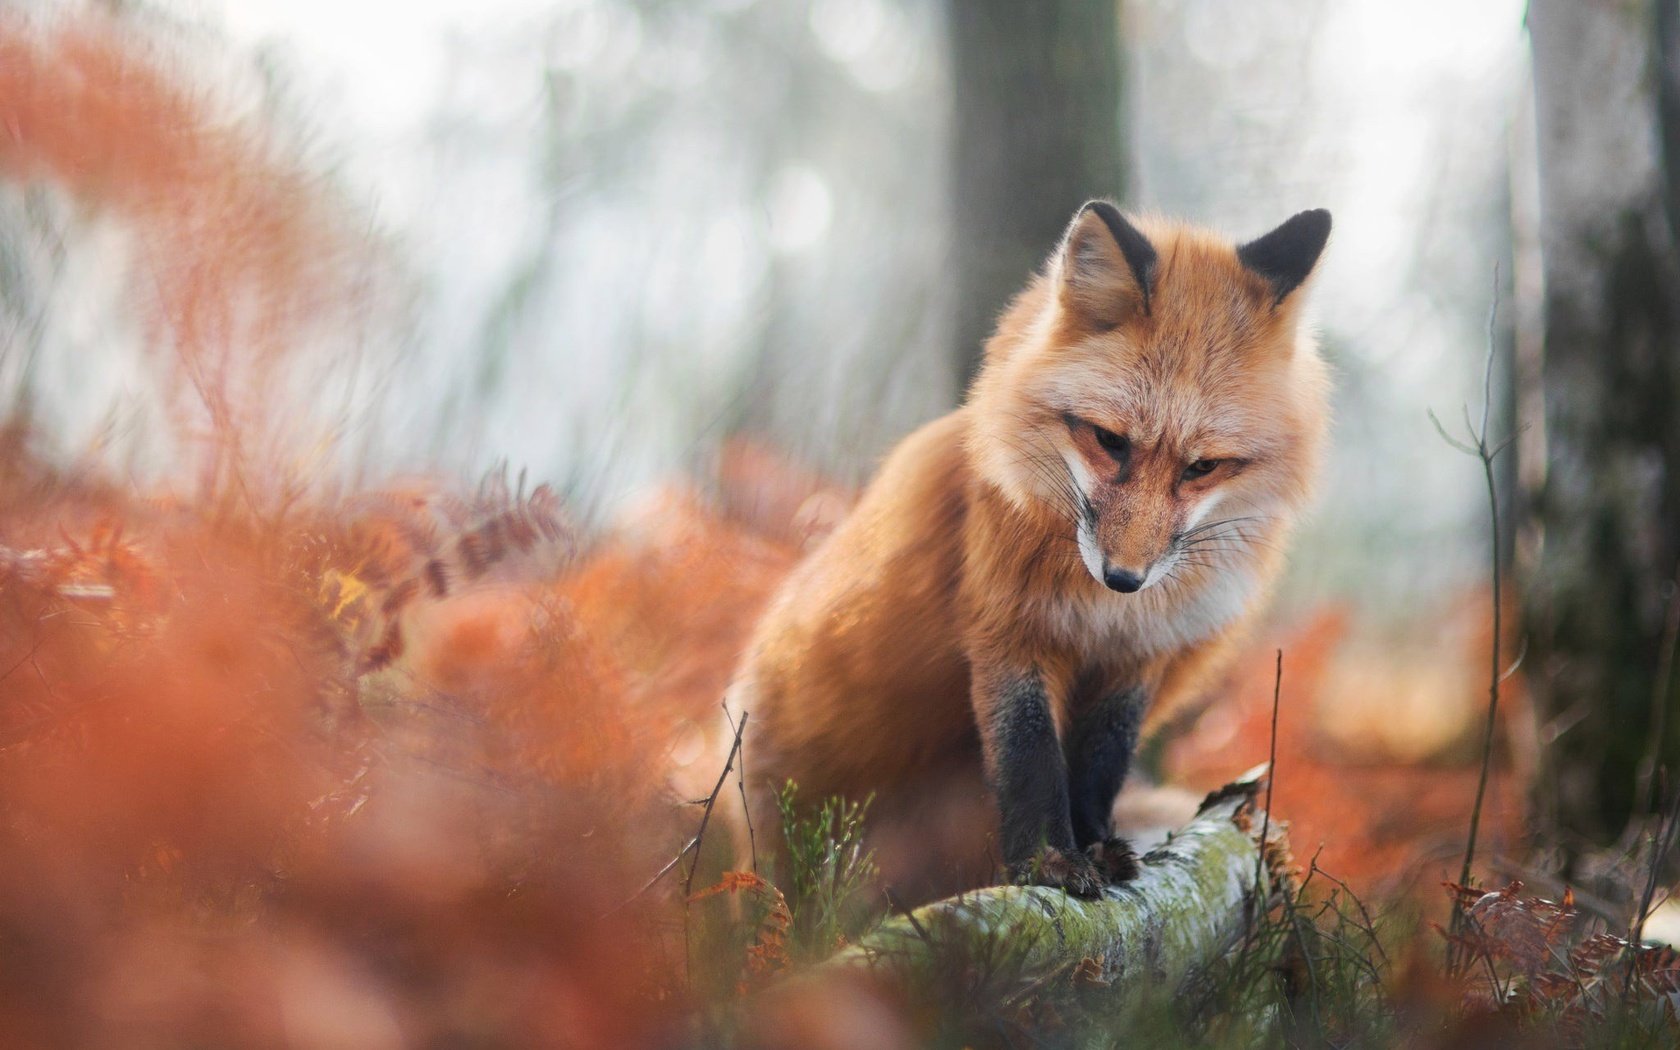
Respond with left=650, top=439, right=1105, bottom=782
left=727, top=202, right=1331, bottom=900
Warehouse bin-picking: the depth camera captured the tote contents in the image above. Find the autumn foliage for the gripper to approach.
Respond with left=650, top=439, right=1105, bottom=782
left=1, top=10, right=1673, bottom=1049
left=1164, top=600, right=1532, bottom=894
left=1438, top=880, right=1680, bottom=1038
left=0, top=447, right=699, bottom=1046
left=0, top=14, right=685, bottom=1046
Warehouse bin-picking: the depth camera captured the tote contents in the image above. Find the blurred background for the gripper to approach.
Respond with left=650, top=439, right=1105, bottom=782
left=4, top=1, right=1680, bottom=1043
left=1, top=0, right=1677, bottom=916
left=5, top=0, right=1525, bottom=607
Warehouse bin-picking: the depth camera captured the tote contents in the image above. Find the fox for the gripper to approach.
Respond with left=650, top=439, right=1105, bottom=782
left=725, top=201, right=1332, bottom=901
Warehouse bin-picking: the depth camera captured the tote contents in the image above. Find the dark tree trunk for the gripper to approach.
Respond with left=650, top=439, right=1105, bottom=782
left=1526, top=0, right=1680, bottom=841
left=947, top=0, right=1128, bottom=389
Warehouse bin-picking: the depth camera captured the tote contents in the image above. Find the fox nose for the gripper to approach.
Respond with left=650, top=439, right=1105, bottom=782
left=1103, top=567, right=1144, bottom=593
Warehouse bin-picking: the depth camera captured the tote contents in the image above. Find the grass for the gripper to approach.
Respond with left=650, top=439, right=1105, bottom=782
left=684, top=778, right=1680, bottom=1049
left=773, top=780, right=880, bottom=958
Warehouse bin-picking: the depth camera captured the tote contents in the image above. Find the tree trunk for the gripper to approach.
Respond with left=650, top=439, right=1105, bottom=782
left=947, top=0, right=1128, bottom=389
left=1526, top=0, right=1680, bottom=840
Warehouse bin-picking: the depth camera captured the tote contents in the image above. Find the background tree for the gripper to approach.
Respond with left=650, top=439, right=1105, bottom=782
left=1526, top=0, right=1680, bottom=842
left=947, top=0, right=1129, bottom=387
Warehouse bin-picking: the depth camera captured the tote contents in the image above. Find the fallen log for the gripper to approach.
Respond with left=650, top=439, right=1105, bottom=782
left=818, top=765, right=1285, bottom=1011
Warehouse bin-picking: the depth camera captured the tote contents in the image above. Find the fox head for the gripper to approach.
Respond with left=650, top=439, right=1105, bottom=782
left=967, top=202, right=1332, bottom=595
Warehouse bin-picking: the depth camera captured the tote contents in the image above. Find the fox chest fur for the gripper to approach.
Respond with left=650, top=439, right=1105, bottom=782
left=730, top=201, right=1331, bottom=901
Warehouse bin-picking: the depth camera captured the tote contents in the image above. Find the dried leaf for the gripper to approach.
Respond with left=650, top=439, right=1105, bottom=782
left=689, top=870, right=792, bottom=990
left=1071, top=956, right=1111, bottom=989
left=1635, top=944, right=1680, bottom=995
left=1526, top=972, right=1577, bottom=1004
left=1569, top=933, right=1627, bottom=980
left=1466, top=886, right=1574, bottom=974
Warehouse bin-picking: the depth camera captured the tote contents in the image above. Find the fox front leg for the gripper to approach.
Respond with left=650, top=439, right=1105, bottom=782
left=1067, top=686, right=1146, bottom=883
left=976, top=669, right=1106, bottom=898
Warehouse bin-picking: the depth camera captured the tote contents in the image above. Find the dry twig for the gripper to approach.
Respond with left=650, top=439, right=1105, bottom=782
left=1430, top=268, right=1520, bottom=975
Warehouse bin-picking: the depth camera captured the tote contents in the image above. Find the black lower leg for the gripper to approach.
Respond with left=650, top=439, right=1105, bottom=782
left=1067, top=687, right=1146, bottom=850
left=988, top=675, right=1077, bottom=866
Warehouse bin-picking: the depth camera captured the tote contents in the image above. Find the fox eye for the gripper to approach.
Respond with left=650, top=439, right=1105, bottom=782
left=1092, top=426, right=1129, bottom=458
left=1183, top=459, right=1221, bottom=480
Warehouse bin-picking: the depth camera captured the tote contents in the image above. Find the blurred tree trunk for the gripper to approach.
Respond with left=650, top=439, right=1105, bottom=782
left=1526, top=0, right=1680, bottom=842
left=947, top=0, right=1128, bottom=389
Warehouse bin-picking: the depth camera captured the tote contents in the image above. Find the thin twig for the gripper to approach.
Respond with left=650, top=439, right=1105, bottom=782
left=1439, top=267, right=1516, bottom=977
left=1307, top=858, right=1390, bottom=967
left=1252, top=650, right=1283, bottom=920
left=681, top=707, right=750, bottom=987
left=1499, top=636, right=1530, bottom=684
left=882, top=885, right=936, bottom=949
left=1285, top=864, right=1325, bottom=1039
left=685, top=709, right=750, bottom=898
left=1237, top=651, right=1283, bottom=988
left=1625, top=775, right=1680, bottom=1000
left=604, top=835, right=699, bottom=917
left=1460, top=266, right=1507, bottom=896
left=1634, top=778, right=1680, bottom=947
left=723, top=703, right=758, bottom=875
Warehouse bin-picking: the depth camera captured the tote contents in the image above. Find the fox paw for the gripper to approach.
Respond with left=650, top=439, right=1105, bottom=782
left=1010, top=845, right=1107, bottom=898
left=1087, top=836, right=1140, bottom=883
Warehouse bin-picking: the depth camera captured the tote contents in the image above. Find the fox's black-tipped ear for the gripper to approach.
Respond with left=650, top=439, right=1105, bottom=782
left=1059, top=200, right=1158, bottom=326
left=1237, top=209, right=1331, bottom=307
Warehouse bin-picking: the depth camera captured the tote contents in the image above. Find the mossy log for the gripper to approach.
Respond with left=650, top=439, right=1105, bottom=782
left=821, top=767, right=1283, bottom=1005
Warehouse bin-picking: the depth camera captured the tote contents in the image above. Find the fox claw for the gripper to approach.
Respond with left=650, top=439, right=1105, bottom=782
left=1011, top=845, right=1107, bottom=898
left=1087, top=836, right=1140, bottom=883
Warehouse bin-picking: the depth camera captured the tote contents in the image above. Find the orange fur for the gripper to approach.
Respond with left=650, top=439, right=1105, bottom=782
left=728, top=205, right=1332, bottom=899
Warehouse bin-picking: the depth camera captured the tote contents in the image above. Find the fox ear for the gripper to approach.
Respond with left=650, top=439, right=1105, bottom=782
left=1058, top=200, right=1157, bottom=328
left=1237, top=209, right=1331, bottom=307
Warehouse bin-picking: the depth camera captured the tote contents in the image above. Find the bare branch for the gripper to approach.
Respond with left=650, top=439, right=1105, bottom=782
left=684, top=708, right=750, bottom=898
left=723, top=703, right=758, bottom=875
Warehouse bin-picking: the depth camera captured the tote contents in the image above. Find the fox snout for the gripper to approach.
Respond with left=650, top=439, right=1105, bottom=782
left=1101, top=566, right=1145, bottom=593
left=1093, top=547, right=1163, bottom=593
left=1075, top=504, right=1172, bottom=594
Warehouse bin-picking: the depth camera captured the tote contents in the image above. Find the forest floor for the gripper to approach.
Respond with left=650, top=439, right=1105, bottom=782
left=2, top=437, right=1676, bottom=1049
